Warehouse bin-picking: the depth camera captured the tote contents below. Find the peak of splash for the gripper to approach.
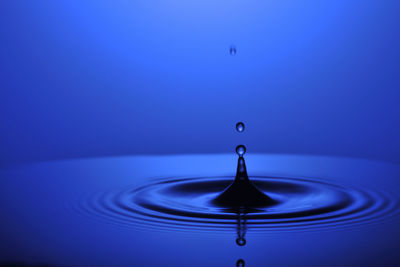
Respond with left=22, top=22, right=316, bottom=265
left=213, top=156, right=277, bottom=209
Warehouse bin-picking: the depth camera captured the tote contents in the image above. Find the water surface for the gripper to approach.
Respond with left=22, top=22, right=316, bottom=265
left=0, top=154, right=399, bottom=266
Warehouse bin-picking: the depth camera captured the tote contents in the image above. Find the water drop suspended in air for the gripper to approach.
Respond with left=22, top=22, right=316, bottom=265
left=236, top=122, right=245, bottom=132
left=236, top=145, right=246, bottom=157
left=230, top=45, right=237, bottom=56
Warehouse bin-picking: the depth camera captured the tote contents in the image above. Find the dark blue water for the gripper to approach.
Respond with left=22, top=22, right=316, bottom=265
left=1, top=154, right=399, bottom=266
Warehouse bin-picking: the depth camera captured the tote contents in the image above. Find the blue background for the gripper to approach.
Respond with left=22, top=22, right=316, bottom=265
left=1, top=2, right=400, bottom=266
left=1, top=0, right=400, bottom=164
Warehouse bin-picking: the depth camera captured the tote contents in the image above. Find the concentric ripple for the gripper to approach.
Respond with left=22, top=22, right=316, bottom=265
left=73, top=176, right=400, bottom=232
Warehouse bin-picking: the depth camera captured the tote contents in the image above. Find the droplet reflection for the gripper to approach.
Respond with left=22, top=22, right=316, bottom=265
left=236, top=237, right=246, bottom=246
left=236, top=212, right=247, bottom=246
left=236, top=259, right=245, bottom=267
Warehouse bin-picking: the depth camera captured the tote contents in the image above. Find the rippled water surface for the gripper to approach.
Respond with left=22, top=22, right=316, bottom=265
left=76, top=176, right=398, bottom=233
left=1, top=154, right=400, bottom=266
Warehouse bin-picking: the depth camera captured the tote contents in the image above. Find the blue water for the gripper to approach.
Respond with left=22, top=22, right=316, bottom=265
left=1, top=1, right=400, bottom=266
left=1, top=154, right=399, bottom=266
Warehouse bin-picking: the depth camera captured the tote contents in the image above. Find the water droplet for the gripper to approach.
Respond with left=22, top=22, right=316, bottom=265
left=236, top=122, right=245, bottom=133
left=236, top=145, right=246, bottom=157
left=230, top=45, right=237, bottom=56
left=236, top=259, right=245, bottom=267
left=236, top=237, right=246, bottom=246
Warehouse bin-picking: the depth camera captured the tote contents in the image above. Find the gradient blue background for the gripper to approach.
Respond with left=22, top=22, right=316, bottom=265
left=1, top=0, right=400, bottom=165
left=1, top=2, right=400, bottom=266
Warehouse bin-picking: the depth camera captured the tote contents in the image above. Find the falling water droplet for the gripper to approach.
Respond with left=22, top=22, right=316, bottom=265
left=230, top=45, right=237, bottom=56
left=236, top=145, right=246, bottom=157
left=236, top=259, right=245, bottom=267
left=236, top=122, right=245, bottom=132
left=236, top=237, right=246, bottom=246
left=212, top=123, right=275, bottom=208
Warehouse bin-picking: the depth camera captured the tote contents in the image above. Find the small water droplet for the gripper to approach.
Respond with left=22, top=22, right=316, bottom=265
left=236, top=145, right=246, bottom=157
left=236, top=122, right=245, bottom=133
left=230, top=45, right=237, bottom=56
left=236, top=237, right=246, bottom=246
left=236, top=259, right=245, bottom=267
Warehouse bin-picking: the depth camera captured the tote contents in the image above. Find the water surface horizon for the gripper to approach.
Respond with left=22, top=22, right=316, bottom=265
left=1, top=154, right=399, bottom=266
